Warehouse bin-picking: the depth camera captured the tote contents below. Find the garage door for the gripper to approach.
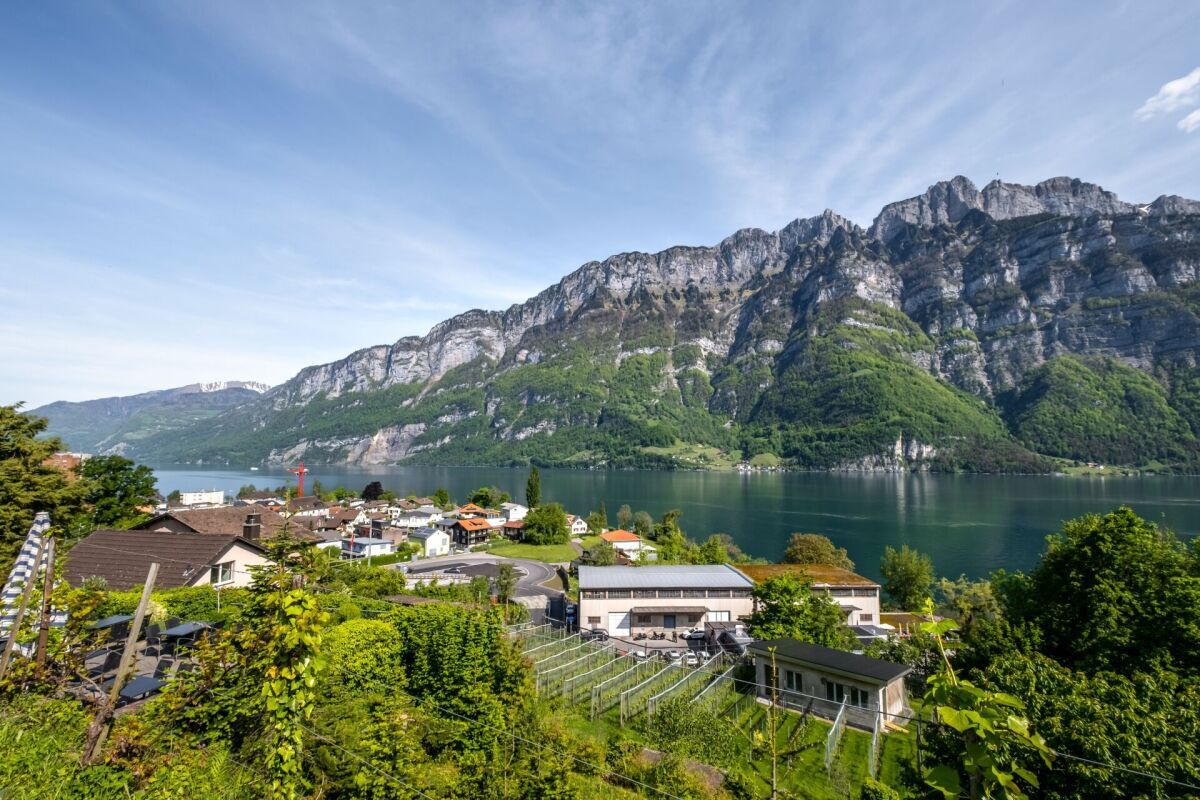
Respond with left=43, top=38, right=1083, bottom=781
left=608, top=612, right=631, bottom=636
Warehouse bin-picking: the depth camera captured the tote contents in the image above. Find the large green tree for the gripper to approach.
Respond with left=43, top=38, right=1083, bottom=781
left=0, top=404, right=87, bottom=547
left=521, top=502, right=569, bottom=545
left=468, top=486, right=511, bottom=509
left=1010, top=506, right=1200, bottom=674
left=77, top=455, right=157, bottom=529
left=880, top=544, right=934, bottom=610
left=783, top=533, right=854, bottom=570
left=744, top=575, right=854, bottom=649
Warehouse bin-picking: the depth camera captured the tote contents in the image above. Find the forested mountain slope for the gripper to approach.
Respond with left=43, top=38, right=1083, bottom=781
left=103, top=177, right=1200, bottom=470
left=33, top=382, right=269, bottom=455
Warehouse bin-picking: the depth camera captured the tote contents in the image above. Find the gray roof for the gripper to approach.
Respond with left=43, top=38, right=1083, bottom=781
left=747, top=639, right=912, bottom=684
left=578, top=565, right=753, bottom=590
left=410, top=527, right=444, bottom=541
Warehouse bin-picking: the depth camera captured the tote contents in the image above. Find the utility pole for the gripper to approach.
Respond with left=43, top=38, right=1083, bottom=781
left=82, top=562, right=159, bottom=765
left=0, top=537, right=48, bottom=679
left=35, top=537, right=57, bottom=669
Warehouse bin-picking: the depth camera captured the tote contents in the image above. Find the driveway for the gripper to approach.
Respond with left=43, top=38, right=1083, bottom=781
left=400, top=552, right=563, bottom=599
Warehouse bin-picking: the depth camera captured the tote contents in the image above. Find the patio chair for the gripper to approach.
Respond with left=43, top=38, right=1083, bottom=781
left=88, top=650, right=121, bottom=680
left=151, top=658, right=175, bottom=680
left=142, top=623, right=162, bottom=657
left=165, top=617, right=183, bottom=630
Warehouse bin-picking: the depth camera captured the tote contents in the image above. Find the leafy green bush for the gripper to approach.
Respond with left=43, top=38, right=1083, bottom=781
left=324, top=618, right=406, bottom=693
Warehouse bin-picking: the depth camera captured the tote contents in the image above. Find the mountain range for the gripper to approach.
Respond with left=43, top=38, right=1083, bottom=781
left=32, top=382, right=270, bottom=456
left=35, top=176, right=1200, bottom=471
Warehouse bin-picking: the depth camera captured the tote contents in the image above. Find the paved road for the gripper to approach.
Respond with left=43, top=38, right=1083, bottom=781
left=401, top=553, right=563, bottom=599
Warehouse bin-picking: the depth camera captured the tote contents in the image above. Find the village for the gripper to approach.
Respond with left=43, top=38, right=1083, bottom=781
left=48, top=470, right=926, bottom=784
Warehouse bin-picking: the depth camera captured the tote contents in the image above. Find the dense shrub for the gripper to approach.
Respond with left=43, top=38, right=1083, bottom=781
left=323, top=618, right=406, bottom=693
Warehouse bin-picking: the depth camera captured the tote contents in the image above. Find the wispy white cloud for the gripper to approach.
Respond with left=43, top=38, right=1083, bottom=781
left=1179, top=108, right=1200, bottom=134
left=1136, top=66, right=1200, bottom=120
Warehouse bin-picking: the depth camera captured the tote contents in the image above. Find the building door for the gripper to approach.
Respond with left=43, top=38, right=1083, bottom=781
left=662, top=614, right=676, bottom=629
left=608, top=612, right=631, bottom=636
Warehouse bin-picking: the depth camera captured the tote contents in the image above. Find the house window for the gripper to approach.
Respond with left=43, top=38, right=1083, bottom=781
left=730, top=589, right=751, bottom=598
left=633, top=589, right=657, bottom=598
left=681, top=589, right=706, bottom=598
left=636, top=615, right=652, bottom=624
left=706, top=589, right=731, bottom=598
left=785, top=669, right=801, bottom=692
left=588, top=617, right=601, bottom=626
left=210, top=561, right=234, bottom=586
left=860, top=613, right=873, bottom=623
left=657, top=589, right=682, bottom=598
left=607, top=590, right=631, bottom=599
left=581, top=590, right=605, bottom=599
left=853, top=588, right=877, bottom=597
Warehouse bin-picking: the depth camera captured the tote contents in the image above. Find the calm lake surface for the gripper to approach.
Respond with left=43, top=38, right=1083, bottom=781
left=153, top=466, right=1200, bottom=581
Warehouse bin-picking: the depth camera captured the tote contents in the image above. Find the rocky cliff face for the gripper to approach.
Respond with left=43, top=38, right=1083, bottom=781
left=127, top=176, right=1200, bottom=470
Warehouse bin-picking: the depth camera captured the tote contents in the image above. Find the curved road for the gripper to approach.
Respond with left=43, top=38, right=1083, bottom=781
left=397, top=552, right=563, bottom=598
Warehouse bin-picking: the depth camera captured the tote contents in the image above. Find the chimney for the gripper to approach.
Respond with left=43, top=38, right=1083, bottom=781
left=243, top=513, right=261, bottom=542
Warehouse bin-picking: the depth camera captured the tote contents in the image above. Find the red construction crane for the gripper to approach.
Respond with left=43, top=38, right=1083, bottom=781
left=288, top=462, right=309, bottom=497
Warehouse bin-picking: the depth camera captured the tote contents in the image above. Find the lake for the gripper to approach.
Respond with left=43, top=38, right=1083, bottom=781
left=152, top=466, right=1200, bottom=581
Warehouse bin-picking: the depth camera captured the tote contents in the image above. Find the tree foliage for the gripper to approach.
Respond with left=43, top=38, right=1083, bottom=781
left=782, top=533, right=854, bottom=570
left=745, top=575, right=854, bottom=649
left=880, top=544, right=934, bottom=610
left=522, top=502, right=570, bottom=545
left=0, top=404, right=87, bottom=546
left=468, top=485, right=511, bottom=509
left=77, top=455, right=157, bottom=529
left=525, top=466, right=541, bottom=509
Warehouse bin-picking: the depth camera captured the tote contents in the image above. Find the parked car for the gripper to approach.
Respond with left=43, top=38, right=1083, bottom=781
left=581, top=628, right=609, bottom=642
left=681, top=627, right=706, bottom=640
left=683, top=652, right=699, bottom=667
left=666, top=651, right=682, bottom=662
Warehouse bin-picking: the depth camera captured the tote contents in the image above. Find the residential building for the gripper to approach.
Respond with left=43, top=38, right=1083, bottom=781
left=499, top=502, right=528, bottom=522
left=565, top=514, right=589, bottom=537
left=410, top=527, right=451, bottom=558
left=178, top=489, right=226, bottom=507
left=285, top=496, right=329, bottom=518
left=455, top=503, right=499, bottom=520
left=747, top=639, right=912, bottom=725
left=442, top=517, right=493, bottom=548
left=342, top=537, right=394, bottom=560
left=577, top=565, right=755, bottom=637
left=64, top=530, right=268, bottom=590
left=736, top=564, right=881, bottom=627
left=599, top=529, right=648, bottom=558
left=502, top=520, right=525, bottom=539
left=392, top=505, right=444, bottom=528
left=135, top=506, right=321, bottom=543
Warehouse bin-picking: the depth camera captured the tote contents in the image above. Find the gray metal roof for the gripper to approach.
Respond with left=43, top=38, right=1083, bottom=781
left=748, top=639, right=912, bottom=684
left=578, top=565, right=754, bottom=590
left=409, top=527, right=444, bottom=541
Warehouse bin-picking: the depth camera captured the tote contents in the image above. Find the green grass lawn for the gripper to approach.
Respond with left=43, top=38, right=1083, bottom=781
left=486, top=541, right=579, bottom=563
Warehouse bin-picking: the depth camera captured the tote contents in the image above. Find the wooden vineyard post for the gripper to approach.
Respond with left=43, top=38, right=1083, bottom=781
left=81, top=562, right=159, bottom=765
left=35, top=537, right=57, bottom=668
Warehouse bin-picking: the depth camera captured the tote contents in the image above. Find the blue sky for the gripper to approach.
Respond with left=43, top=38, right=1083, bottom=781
left=3, top=2, right=1199, bottom=408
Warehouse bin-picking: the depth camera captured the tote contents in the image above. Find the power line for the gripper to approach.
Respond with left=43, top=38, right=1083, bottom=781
left=296, top=719, right=439, bottom=800
left=512, top=631, right=1200, bottom=793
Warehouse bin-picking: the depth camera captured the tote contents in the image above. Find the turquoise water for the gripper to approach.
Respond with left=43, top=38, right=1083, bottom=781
left=153, top=466, right=1200, bottom=581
